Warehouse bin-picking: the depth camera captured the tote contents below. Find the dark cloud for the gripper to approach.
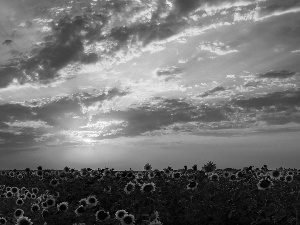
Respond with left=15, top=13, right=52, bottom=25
left=0, top=104, right=33, bottom=124
left=0, top=13, right=109, bottom=87
left=174, top=0, right=202, bottom=15
left=244, top=80, right=261, bottom=87
left=260, top=113, right=300, bottom=125
left=156, top=66, right=184, bottom=76
left=258, top=70, right=296, bottom=79
left=260, top=0, right=300, bottom=14
left=199, top=86, right=226, bottom=97
left=231, top=90, right=300, bottom=109
left=91, top=98, right=232, bottom=139
left=81, top=87, right=129, bottom=107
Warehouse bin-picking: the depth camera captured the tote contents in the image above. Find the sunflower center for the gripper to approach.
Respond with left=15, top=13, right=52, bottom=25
left=123, top=216, right=133, bottom=224
left=260, top=180, right=271, bottom=188
left=127, top=185, right=133, bottom=191
left=59, top=204, right=67, bottom=210
left=97, top=211, right=108, bottom=220
left=189, top=182, right=196, bottom=188
left=118, top=212, right=125, bottom=218
left=18, top=218, right=31, bottom=225
left=143, top=184, right=153, bottom=192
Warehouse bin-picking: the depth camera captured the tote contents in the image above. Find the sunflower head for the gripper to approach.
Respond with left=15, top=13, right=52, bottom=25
left=87, top=195, right=98, bottom=207
left=144, top=163, right=152, bottom=171
left=16, top=216, right=33, bottom=225
left=121, top=214, right=135, bottom=225
left=202, top=161, right=216, bottom=173
left=31, top=203, right=40, bottom=212
left=57, top=202, right=69, bottom=212
left=14, top=209, right=24, bottom=219
left=95, top=210, right=110, bottom=222
left=141, top=182, right=156, bottom=193
left=115, top=210, right=128, bottom=220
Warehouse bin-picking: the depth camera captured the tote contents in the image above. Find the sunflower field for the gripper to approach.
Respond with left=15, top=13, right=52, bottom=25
left=0, top=162, right=300, bottom=225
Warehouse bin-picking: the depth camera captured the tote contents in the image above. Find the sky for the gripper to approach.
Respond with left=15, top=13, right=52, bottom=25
left=0, top=0, right=300, bottom=171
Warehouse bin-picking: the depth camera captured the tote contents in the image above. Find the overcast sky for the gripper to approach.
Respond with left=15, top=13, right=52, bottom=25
left=0, top=0, right=300, bottom=171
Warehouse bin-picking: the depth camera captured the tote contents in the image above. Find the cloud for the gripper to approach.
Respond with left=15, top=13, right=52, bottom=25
left=198, top=42, right=238, bottom=56
left=258, top=70, right=296, bottom=79
left=174, top=0, right=202, bottom=15
left=231, top=90, right=300, bottom=109
left=4, top=120, right=52, bottom=129
left=155, top=66, right=184, bottom=81
left=254, top=1, right=300, bottom=21
left=199, top=86, right=227, bottom=97
left=91, top=98, right=231, bottom=139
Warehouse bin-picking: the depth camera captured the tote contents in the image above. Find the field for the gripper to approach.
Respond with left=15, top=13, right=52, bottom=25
left=0, top=162, right=300, bottom=225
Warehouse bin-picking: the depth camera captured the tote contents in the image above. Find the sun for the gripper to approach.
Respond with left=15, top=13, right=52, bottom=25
left=82, top=138, right=94, bottom=144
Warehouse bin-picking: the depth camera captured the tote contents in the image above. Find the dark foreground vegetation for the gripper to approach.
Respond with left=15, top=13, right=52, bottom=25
left=0, top=162, right=300, bottom=225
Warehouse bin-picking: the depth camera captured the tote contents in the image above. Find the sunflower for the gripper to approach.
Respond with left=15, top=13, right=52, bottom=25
left=75, top=205, right=85, bottom=216
left=57, top=202, right=69, bottom=212
left=17, top=174, right=23, bottom=180
left=5, top=187, right=11, bottom=192
left=172, top=171, right=181, bottom=180
left=149, top=220, right=163, bottom=225
left=53, top=191, right=60, bottom=198
left=186, top=181, right=198, bottom=190
left=257, top=178, right=273, bottom=190
left=0, top=217, right=7, bottom=225
left=136, top=172, right=143, bottom=179
left=41, top=201, right=48, bottom=209
left=235, top=171, right=244, bottom=179
left=187, top=174, right=196, bottom=182
left=41, top=209, right=50, bottom=218
left=63, top=166, right=70, bottom=173
left=209, top=173, right=219, bottom=181
left=9, top=171, right=15, bottom=177
left=80, top=168, right=88, bottom=177
left=58, top=171, right=67, bottom=180
left=141, top=182, right=156, bottom=193
left=269, top=170, right=281, bottom=180
left=121, top=214, right=135, bottom=225
left=46, top=197, right=56, bottom=207
left=15, top=216, right=33, bottom=225
left=202, top=161, right=216, bottom=174
left=11, top=187, right=19, bottom=195
left=115, top=210, right=128, bottom=220
left=0, top=171, right=6, bottom=176
left=150, top=211, right=160, bottom=222
left=144, top=163, right=152, bottom=171
left=20, top=187, right=27, bottom=194
left=285, top=175, right=293, bottom=183
left=36, top=170, right=43, bottom=177
left=78, top=198, right=88, bottom=209
left=103, top=186, right=111, bottom=194
left=14, top=209, right=24, bottom=219
left=50, top=178, right=59, bottom=187
left=31, top=203, right=40, bottom=212
left=223, top=171, right=231, bottom=179
left=87, top=195, right=98, bottom=207
left=16, top=198, right=24, bottom=206
left=163, top=168, right=171, bottom=176
left=95, top=210, right=110, bottom=222
left=229, top=174, right=237, bottom=182
left=124, top=182, right=135, bottom=195
left=32, top=188, right=39, bottom=194
left=148, top=171, right=155, bottom=179
left=5, top=191, right=13, bottom=198
left=26, top=192, right=32, bottom=199
left=31, top=194, right=36, bottom=199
